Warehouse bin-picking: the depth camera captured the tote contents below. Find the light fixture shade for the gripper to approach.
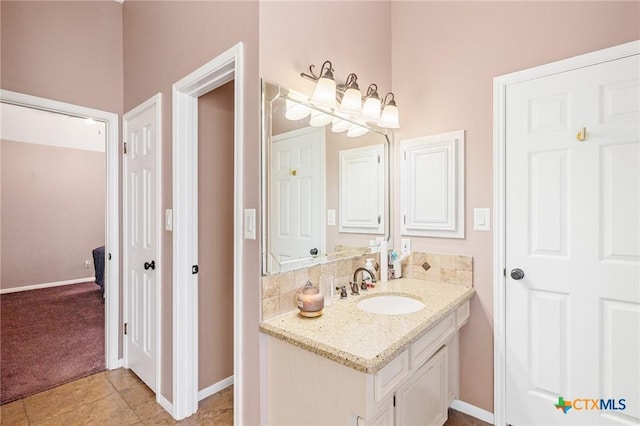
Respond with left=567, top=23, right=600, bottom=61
left=332, top=116, right=351, bottom=133
left=378, top=103, right=399, bottom=129
left=361, top=96, right=381, bottom=122
left=309, top=109, right=333, bottom=127
left=339, top=87, right=362, bottom=115
left=285, top=99, right=311, bottom=120
left=310, top=77, right=336, bottom=109
left=347, top=122, right=369, bottom=138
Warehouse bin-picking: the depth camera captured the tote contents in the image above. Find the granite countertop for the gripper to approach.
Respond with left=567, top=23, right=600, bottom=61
left=259, top=278, right=474, bottom=374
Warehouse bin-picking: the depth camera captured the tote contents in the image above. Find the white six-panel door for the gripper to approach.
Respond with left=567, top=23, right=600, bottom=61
left=505, top=55, right=639, bottom=425
left=123, top=95, right=161, bottom=392
left=270, top=127, right=324, bottom=270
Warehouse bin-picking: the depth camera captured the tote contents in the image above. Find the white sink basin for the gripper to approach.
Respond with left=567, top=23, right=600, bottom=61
left=357, top=294, right=425, bottom=315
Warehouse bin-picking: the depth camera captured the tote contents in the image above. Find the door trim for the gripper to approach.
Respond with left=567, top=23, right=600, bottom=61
left=122, top=93, right=163, bottom=395
left=0, top=89, right=120, bottom=370
left=172, top=42, right=244, bottom=421
left=492, top=40, right=640, bottom=426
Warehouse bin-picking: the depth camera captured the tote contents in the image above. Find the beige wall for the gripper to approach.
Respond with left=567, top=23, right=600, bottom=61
left=0, top=1, right=123, bottom=113
left=123, top=2, right=260, bottom=417
left=391, top=1, right=640, bottom=412
left=1, top=140, right=105, bottom=289
left=197, top=82, right=235, bottom=391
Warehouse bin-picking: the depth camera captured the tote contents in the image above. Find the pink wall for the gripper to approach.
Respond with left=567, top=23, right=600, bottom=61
left=197, top=82, right=235, bottom=391
left=259, top=1, right=392, bottom=97
left=123, top=2, right=260, bottom=417
left=1, top=140, right=105, bottom=289
left=391, top=1, right=640, bottom=412
left=0, top=1, right=123, bottom=113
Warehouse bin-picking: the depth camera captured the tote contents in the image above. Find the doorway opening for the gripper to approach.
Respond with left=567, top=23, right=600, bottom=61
left=172, top=43, right=244, bottom=421
left=0, top=90, right=120, bottom=372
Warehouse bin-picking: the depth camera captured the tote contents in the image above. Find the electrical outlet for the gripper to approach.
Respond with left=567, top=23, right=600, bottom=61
left=84, top=260, right=92, bottom=268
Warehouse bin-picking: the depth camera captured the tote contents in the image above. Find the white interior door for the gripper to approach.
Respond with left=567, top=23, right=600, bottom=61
left=270, top=127, right=324, bottom=269
left=123, top=95, right=161, bottom=392
left=505, top=55, right=639, bottom=425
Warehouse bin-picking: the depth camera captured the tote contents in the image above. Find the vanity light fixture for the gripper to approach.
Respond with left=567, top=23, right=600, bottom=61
left=309, top=108, right=333, bottom=127
left=308, top=61, right=337, bottom=109
left=361, top=84, right=382, bottom=122
left=338, top=73, right=362, bottom=115
left=298, top=60, right=400, bottom=134
left=285, top=98, right=311, bottom=120
left=378, top=93, right=400, bottom=129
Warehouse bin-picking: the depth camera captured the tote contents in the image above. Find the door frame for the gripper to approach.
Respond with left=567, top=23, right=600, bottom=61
left=0, top=89, right=120, bottom=370
left=122, top=93, right=163, bottom=394
left=492, top=40, right=640, bottom=426
left=172, top=42, right=244, bottom=421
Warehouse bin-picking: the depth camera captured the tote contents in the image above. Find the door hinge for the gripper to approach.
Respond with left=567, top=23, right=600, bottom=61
left=393, top=395, right=396, bottom=407
left=108, top=253, right=112, bottom=260
left=124, top=323, right=127, bottom=335
left=123, top=142, right=127, bottom=154
left=377, top=154, right=381, bottom=164
left=503, top=268, right=506, bottom=277
left=378, top=215, right=381, bottom=224
left=403, top=150, right=407, bottom=160
left=192, top=265, right=199, bottom=274
left=403, top=215, right=406, bottom=225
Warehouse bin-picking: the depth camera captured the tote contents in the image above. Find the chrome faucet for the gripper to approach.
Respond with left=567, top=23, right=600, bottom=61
left=351, top=266, right=377, bottom=295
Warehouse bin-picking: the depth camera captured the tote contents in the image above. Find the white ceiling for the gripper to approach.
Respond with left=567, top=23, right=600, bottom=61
left=0, top=103, right=106, bottom=153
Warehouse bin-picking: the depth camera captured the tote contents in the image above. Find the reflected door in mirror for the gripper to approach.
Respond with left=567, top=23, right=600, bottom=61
left=270, top=127, right=325, bottom=270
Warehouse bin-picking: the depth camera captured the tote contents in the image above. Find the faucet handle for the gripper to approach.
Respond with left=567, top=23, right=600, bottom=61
left=337, top=285, right=348, bottom=299
left=350, top=281, right=360, bottom=296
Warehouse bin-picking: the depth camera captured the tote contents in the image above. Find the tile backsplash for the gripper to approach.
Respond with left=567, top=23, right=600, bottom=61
left=261, top=254, right=380, bottom=320
left=400, top=252, right=473, bottom=286
left=261, top=251, right=473, bottom=320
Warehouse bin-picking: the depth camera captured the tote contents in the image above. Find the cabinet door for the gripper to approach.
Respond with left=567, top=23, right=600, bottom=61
left=395, top=346, right=448, bottom=426
left=368, top=398, right=394, bottom=426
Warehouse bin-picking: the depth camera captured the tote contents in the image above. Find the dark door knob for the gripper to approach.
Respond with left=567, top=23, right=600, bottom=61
left=310, top=248, right=319, bottom=256
left=144, top=260, right=156, bottom=270
left=510, top=268, right=525, bottom=280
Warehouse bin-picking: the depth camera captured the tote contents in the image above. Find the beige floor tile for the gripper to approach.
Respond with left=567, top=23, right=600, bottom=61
left=119, top=380, right=156, bottom=409
left=31, top=404, right=93, bottom=426
left=0, top=400, right=28, bottom=426
left=105, top=368, right=144, bottom=392
left=23, top=373, right=116, bottom=422
left=85, top=393, right=140, bottom=426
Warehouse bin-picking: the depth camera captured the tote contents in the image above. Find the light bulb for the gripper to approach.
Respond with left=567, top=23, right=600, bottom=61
left=347, top=122, right=369, bottom=138
left=310, top=77, right=336, bottom=109
left=309, top=109, right=333, bottom=127
left=339, top=87, right=362, bottom=114
left=285, top=99, right=311, bottom=120
left=362, top=96, right=381, bottom=122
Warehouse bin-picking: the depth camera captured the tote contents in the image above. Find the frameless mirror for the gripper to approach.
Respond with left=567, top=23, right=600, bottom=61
left=261, top=80, right=391, bottom=275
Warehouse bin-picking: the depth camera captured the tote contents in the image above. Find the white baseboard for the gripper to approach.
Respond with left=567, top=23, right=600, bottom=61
left=157, top=392, right=174, bottom=418
left=0, top=277, right=96, bottom=294
left=198, top=376, right=234, bottom=401
left=451, top=399, right=494, bottom=424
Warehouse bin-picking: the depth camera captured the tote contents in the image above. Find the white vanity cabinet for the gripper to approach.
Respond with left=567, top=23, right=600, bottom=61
left=265, top=300, right=470, bottom=426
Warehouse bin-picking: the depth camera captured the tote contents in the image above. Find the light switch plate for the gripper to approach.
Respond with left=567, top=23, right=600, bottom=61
left=165, top=209, right=173, bottom=231
left=473, top=208, right=490, bottom=231
left=327, top=209, right=336, bottom=226
left=244, top=209, right=256, bottom=240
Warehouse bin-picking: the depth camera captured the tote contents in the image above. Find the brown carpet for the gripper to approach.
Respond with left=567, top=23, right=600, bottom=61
left=0, top=282, right=105, bottom=405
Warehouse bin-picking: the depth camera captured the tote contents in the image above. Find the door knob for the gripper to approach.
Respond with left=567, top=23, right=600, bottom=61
left=144, top=260, right=156, bottom=270
left=510, top=268, right=525, bottom=280
left=310, top=248, right=318, bottom=256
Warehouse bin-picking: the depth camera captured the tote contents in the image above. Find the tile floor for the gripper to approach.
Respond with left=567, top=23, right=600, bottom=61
left=0, top=368, right=488, bottom=425
left=0, top=369, right=232, bottom=425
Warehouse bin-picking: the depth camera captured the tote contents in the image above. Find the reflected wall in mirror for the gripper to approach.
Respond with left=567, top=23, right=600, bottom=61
left=262, top=80, right=390, bottom=275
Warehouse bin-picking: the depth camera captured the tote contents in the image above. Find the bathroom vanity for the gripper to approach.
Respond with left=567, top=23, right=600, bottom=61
left=259, top=278, right=473, bottom=426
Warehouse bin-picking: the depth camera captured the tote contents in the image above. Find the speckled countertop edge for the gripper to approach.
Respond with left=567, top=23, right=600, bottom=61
left=259, top=278, right=474, bottom=374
